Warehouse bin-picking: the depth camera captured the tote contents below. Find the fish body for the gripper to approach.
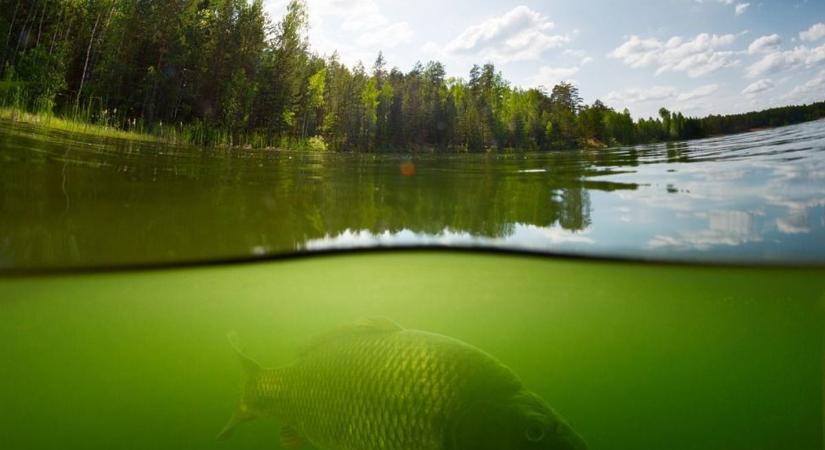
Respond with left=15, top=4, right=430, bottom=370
left=221, top=319, right=587, bottom=450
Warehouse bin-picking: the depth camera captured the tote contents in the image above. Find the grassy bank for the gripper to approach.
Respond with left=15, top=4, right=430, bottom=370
left=0, top=107, right=161, bottom=143
left=0, top=107, right=334, bottom=151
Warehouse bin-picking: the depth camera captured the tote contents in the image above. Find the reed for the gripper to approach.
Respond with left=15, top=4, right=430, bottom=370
left=0, top=107, right=159, bottom=143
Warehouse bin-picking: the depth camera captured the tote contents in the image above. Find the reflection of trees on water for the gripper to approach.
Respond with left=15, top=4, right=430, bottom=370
left=0, top=132, right=639, bottom=268
left=666, top=142, right=690, bottom=164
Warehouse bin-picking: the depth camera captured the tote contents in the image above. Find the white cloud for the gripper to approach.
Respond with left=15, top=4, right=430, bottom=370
left=696, top=0, right=751, bottom=16
left=265, top=0, right=414, bottom=63
left=609, top=33, right=740, bottom=78
left=783, top=70, right=825, bottom=102
left=695, top=0, right=735, bottom=5
left=530, top=66, right=580, bottom=88
left=677, top=84, right=720, bottom=101
left=355, top=22, right=413, bottom=48
left=603, top=84, right=720, bottom=114
left=745, top=42, right=825, bottom=78
left=742, top=79, right=775, bottom=95
left=443, top=6, right=570, bottom=64
left=563, top=49, right=594, bottom=65
left=748, top=34, right=781, bottom=54
left=800, top=23, right=825, bottom=42
left=563, top=49, right=587, bottom=58
left=605, top=86, right=677, bottom=104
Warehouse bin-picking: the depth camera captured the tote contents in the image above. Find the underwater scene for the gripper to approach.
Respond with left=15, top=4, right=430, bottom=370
left=0, top=253, right=823, bottom=450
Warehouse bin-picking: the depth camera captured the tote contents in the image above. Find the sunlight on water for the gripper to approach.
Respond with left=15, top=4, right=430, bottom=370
left=0, top=119, right=824, bottom=269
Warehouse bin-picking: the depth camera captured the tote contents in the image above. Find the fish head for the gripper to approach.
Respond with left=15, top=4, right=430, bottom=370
left=449, top=390, right=587, bottom=450
left=507, top=391, right=588, bottom=450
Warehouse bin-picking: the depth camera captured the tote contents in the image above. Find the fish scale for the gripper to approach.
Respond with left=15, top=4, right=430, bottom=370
left=220, top=319, right=588, bottom=450
left=248, top=324, right=516, bottom=450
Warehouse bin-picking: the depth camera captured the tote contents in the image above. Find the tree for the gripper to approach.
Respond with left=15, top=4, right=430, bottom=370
left=2, top=0, right=822, bottom=150
left=547, top=82, right=582, bottom=148
left=252, top=0, right=308, bottom=138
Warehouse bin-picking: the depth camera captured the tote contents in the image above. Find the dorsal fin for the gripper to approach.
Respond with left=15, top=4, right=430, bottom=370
left=227, top=331, right=263, bottom=375
left=299, top=318, right=403, bottom=356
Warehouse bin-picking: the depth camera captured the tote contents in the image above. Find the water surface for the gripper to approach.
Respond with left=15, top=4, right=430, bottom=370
left=1, top=119, right=824, bottom=269
left=1, top=120, right=824, bottom=449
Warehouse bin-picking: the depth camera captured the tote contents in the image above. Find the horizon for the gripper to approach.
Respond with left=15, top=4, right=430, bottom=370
left=263, top=0, right=825, bottom=119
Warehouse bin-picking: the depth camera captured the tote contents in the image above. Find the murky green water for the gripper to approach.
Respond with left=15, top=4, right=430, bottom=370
left=0, top=253, right=823, bottom=450
left=1, top=120, right=824, bottom=449
left=1, top=119, right=824, bottom=270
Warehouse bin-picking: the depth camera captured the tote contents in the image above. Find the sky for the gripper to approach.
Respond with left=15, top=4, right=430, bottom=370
left=263, top=0, right=825, bottom=118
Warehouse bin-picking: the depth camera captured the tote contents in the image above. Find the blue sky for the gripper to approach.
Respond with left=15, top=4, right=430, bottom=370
left=264, top=0, right=825, bottom=118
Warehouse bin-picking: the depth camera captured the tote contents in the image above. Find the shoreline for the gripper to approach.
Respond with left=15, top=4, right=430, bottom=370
left=2, top=106, right=823, bottom=153
left=0, top=108, right=160, bottom=143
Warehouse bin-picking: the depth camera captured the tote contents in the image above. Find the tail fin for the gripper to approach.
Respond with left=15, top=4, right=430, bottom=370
left=217, top=332, right=263, bottom=441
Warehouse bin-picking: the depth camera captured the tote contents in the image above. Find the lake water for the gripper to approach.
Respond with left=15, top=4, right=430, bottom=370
left=0, top=120, right=824, bottom=450
left=0, top=253, right=823, bottom=450
left=1, top=119, right=824, bottom=270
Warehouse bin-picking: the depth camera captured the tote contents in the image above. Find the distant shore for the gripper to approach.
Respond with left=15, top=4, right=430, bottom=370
left=2, top=105, right=824, bottom=153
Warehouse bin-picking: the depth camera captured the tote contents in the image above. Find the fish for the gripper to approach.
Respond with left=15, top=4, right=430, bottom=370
left=219, top=319, right=587, bottom=450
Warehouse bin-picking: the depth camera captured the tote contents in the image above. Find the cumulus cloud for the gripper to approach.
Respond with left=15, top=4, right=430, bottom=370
left=748, top=34, right=781, bottom=54
left=265, top=0, right=413, bottom=62
left=742, top=79, right=775, bottom=95
left=800, top=23, right=825, bottom=42
left=605, top=86, right=677, bottom=104
left=783, top=70, right=825, bottom=103
left=745, top=42, right=825, bottom=78
left=530, top=66, right=580, bottom=88
left=563, top=49, right=594, bottom=65
left=444, top=6, right=570, bottom=64
left=677, top=84, right=720, bottom=101
left=609, top=33, right=740, bottom=78
left=355, top=22, right=413, bottom=48
left=603, top=84, right=720, bottom=112
left=696, top=0, right=751, bottom=16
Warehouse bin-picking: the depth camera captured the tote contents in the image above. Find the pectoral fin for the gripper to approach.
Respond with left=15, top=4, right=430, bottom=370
left=280, top=426, right=306, bottom=449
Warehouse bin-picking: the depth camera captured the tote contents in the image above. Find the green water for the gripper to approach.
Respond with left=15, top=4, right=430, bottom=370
left=0, top=252, right=823, bottom=450
left=1, top=119, right=825, bottom=449
left=2, top=119, right=825, bottom=270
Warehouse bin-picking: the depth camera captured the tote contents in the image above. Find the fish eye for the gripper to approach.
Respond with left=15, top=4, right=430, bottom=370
left=525, top=424, right=545, bottom=442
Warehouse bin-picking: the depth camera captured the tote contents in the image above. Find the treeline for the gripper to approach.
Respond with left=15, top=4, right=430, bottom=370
left=1, top=0, right=824, bottom=151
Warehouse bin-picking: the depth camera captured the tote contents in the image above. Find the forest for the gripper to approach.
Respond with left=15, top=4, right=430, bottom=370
left=2, top=0, right=824, bottom=151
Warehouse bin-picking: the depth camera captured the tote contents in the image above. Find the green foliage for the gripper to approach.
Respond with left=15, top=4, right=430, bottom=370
left=14, top=47, right=66, bottom=112
left=307, top=135, right=327, bottom=152
left=1, top=0, right=823, bottom=150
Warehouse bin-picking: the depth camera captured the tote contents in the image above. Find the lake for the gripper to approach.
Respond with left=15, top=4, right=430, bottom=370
left=0, top=119, right=824, bottom=450
left=1, top=118, right=824, bottom=270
